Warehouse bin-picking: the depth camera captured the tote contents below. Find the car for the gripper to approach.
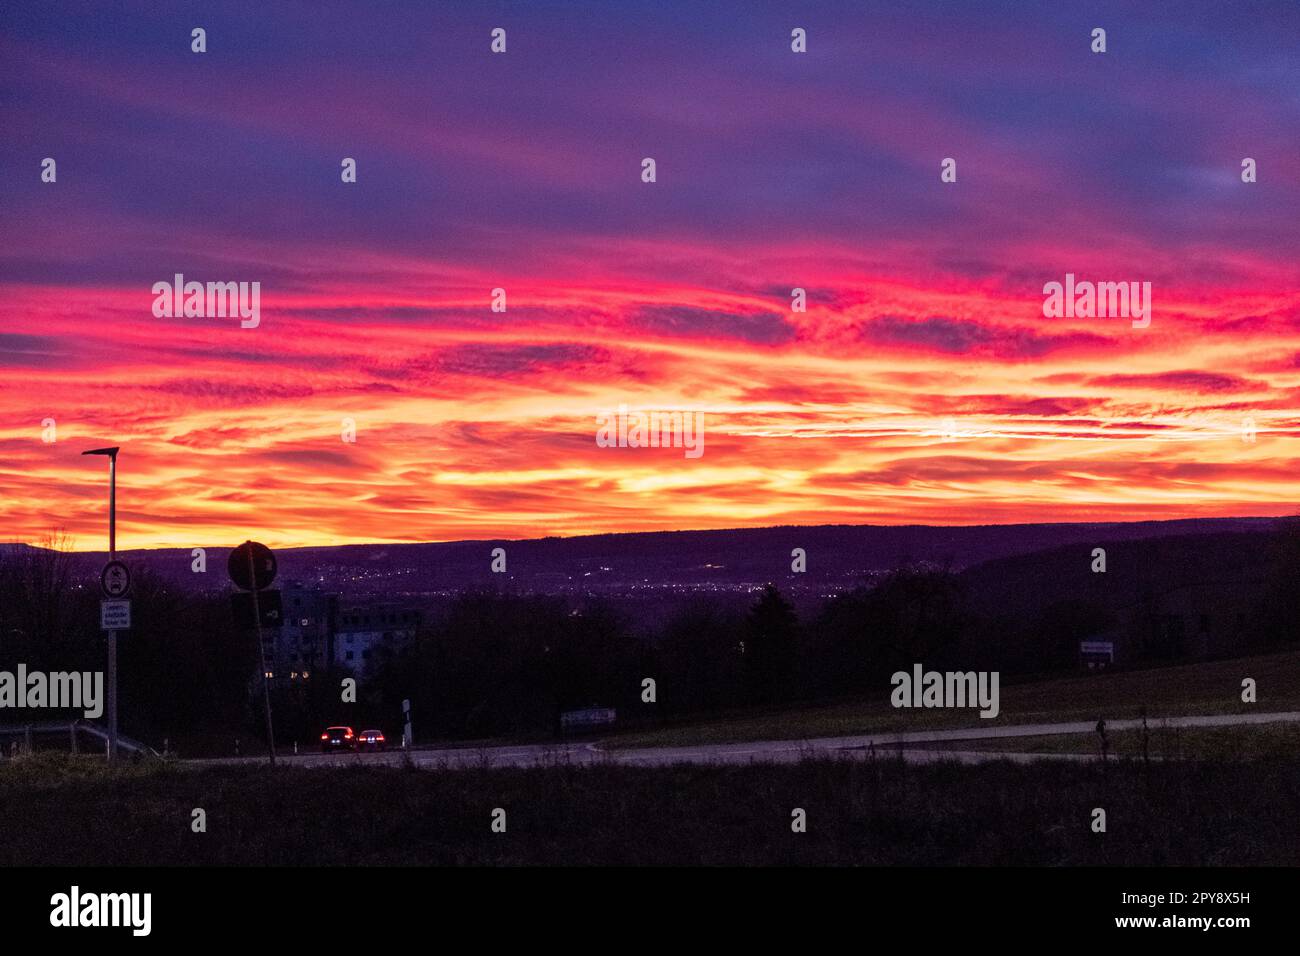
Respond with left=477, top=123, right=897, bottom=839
left=319, top=726, right=356, bottom=753
left=357, top=729, right=386, bottom=751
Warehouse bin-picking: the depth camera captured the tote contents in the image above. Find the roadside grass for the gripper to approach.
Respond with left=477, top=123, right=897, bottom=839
left=0, top=750, right=182, bottom=789
left=605, top=649, right=1300, bottom=749
left=1, top=751, right=1296, bottom=865
left=904, top=721, right=1300, bottom=761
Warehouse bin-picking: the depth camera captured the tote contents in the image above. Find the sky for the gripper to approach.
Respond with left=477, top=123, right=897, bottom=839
left=2, top=0, right=1299, bottom=550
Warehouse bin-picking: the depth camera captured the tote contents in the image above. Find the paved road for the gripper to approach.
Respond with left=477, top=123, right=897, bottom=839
left=193, top=710, right=1300, bottom=770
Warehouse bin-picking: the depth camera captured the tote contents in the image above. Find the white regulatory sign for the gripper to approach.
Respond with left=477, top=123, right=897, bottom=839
left=101, top=600, right=131, bottom=631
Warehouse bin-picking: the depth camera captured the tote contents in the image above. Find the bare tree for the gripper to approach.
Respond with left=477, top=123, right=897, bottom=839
left=0, top=529, right=76, bottom=669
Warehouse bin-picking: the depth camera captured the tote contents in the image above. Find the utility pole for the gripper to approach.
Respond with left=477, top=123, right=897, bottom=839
left=82, top=447, right=119, bottom=762
left=248, top=543, right=276, bottom=767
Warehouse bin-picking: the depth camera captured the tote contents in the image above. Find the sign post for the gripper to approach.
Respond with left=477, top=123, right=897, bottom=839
left=99, top=559, right=131, bottom=764
left=229, top=541, right=278, bottom=766
left=559, top=707, right=617, bottom=734
left=1079, top=640, right=1115, bottom=670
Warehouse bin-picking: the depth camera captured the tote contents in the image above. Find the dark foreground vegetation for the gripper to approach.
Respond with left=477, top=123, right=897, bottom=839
left=5, top=521, right=1300, bottom=755
left=2, top=752, right=1296, bottom=866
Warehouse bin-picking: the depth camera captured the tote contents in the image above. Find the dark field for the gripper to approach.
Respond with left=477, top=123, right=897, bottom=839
left=607, top=649, right=1300, bottom=749
left=2, top=752, right=1297, bottom=866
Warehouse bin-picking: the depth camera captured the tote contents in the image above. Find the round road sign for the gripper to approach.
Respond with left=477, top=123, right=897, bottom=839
left=228, top=541, right=277, bottom=591
left=100, top=560, right=131, bottom=598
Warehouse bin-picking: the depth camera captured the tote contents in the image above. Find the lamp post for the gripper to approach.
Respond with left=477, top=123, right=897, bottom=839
left=82, top=446, right=119, bottom=761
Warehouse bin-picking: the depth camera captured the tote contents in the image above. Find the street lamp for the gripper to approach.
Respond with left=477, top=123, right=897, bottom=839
left=82, top=446, right=120, bottom=761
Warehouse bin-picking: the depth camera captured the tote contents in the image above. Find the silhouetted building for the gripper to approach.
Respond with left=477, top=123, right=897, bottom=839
left=262, top=582, right=337, bottom=683
left=334, top=605, right=422, bottom=671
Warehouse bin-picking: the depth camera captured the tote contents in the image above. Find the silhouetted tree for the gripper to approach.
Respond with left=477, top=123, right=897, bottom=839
left=0, top=533, right=78, bottom=671
left=743, top=585, right=799, bottom=704
left=808, top=564, right=968, bottom=694
left=1260, top=517, right=1300, bottom=647
left=658, top=600, right=744, bottom=714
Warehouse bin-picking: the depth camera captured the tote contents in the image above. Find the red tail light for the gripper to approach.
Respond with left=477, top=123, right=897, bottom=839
left=320, top=733, right=328, bottom=740
left=344, top=731, right=353, bottom=739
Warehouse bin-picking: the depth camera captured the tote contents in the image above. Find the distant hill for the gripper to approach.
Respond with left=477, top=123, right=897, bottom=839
left=45, top=516, right=1284, bottom=598
left=958, top=529, right=1280, bottom=619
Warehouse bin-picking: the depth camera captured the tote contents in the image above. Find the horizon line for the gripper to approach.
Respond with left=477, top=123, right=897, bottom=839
left=10, top=513, right=1292, bottom=555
